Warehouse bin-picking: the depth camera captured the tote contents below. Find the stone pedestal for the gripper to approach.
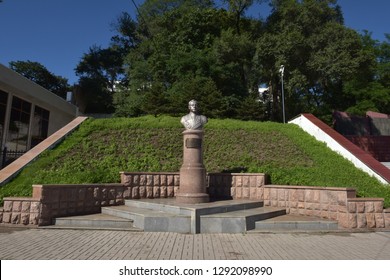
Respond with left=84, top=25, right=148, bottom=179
left=176, top=130, right=209, bottom=204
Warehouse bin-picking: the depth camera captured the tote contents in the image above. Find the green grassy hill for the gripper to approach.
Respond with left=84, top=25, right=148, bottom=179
left=1, top=115, right=390, bottom=207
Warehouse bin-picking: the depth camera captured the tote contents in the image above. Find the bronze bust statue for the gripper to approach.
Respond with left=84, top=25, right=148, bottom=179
left=180, top=100, right=208, bottom=130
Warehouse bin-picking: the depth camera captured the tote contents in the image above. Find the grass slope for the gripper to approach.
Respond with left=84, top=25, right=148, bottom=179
left=1, top=116, right=390, bottom=207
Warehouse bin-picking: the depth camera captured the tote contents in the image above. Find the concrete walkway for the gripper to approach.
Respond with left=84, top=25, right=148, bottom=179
left=1, top=226, right=389, bottom=260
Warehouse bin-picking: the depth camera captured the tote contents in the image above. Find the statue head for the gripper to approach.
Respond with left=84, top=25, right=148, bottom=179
left=188, top=99, right=198, bottom=113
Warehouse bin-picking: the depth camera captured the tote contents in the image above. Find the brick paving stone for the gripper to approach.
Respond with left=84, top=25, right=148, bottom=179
left=1, top=227, right=390, bottom=260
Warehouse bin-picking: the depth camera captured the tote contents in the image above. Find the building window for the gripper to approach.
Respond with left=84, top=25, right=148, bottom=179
left=6, top=96, right=32, bottom=152
left=31, top=105, right=50, bottom=148
left=0, top=90, right=8, bottom=150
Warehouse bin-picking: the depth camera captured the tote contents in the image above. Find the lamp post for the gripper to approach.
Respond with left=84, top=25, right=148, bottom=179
left=279, top=65, right=285, bottom=123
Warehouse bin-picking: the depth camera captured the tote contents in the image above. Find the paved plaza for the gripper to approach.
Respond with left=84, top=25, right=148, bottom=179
left=1, top=226, right=390, bottom=260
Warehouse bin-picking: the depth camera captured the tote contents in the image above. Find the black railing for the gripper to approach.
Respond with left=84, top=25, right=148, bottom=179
left=1, top=147, right=26, bottom=169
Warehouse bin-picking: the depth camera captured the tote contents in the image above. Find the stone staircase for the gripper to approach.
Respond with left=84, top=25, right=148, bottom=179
left=51, top=198, right=339, bottom=233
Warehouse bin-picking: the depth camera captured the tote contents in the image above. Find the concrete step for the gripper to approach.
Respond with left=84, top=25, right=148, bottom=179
left=253, top=214, right=339, bottom=232
left=200, top=207, right=286, bottom=233
left=124, top=198, right=264, bottom=216
left=102, top=205, right=192, bottom=233
left=52, top=213, right=141, bottom=231
left=382, top=162, right=390, bottom=170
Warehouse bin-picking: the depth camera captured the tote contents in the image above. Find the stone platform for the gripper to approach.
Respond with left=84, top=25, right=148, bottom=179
left=48, top=198, right=340, bottom=233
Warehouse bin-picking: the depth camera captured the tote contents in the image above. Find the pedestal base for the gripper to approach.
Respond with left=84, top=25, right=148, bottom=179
left=176, top=193, right=209, bottom=204
left=177, top=129, right=209, bottom=204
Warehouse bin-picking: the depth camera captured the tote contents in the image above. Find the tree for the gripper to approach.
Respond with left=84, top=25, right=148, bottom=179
left=9, top=60, right=69, bottom=99
left=255, top=0, right=369, bottom=121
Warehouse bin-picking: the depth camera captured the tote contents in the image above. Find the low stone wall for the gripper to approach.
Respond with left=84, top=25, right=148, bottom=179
left=120, top=172, right=180, bottom=199
left=1, top=172, right=389, bottom=229
left=264, top=185, right=390, bottom=228
left=1, top=198, right=41, bottom=225
left=0, top=183, right=126, bottom=226
left=120, top=172, right=267, bottom=200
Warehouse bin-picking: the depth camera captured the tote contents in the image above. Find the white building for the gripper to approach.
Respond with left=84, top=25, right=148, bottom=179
left=0, top=64, right=78, bottom=167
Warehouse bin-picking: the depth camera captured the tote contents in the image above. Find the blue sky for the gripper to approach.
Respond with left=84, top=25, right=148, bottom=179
left=0, top=0, right=389, bottom=85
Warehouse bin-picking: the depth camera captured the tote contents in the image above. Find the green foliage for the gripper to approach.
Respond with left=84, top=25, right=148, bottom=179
left=9, top=60, right=70, bottom=99
left=1, top=117, right=390, bottom=207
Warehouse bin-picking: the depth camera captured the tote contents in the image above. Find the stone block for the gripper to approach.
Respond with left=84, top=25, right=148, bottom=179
left=160, top=186, right=167, bottom=198
left=153, top=175, right=160, bottom=186
left=338, top=213, right=348, bottom=228
left=366, top=213, right=376, bottom=228
left=167, top=175, right=174, bottom=186
left=230, top=187, right=236, bottom=199
left=263, top=188, right=270, bottom=201
left=2, top=212, right=11, bottom=223
left=3, top=201, right=13, bottom=212
left=297, top=190, right=305, bottom=202
left=320, top=211, right=329, bottom=219
left=365, top=202, right=375, bottom=213
left=271, top=200, right=278, bottom=207
left=146, top=186, right=153, bottom=198
left=116, top=187, right=123, bottom=199
left=174, top=186, right=179, bottom=196
left=121, top=173, right=131, bottom=186
left=357, top=214, right=367, bottom=228
left=243, top=176, right=249, bottom=188
left=250, top=188, right=257, bottom=200
left=264, top=200, right=270, bottom=206
left=13, top=201, right=22, bottom=212
left=235, top=176, right=242, bottom=188
left=153, top=186, right=160, bottom=198
left=236, top=187, right=242, bottom=199
left=123, top=187, right=132, bottom=199
left=160, top=175, right=167, bottom=186
left=290, top=201, right=298, bottom=208
left=139, top=186, right=146, bottom=198
left=279, top=201, right=286, bottom=207
left=347, top=202, right=356, bottom=213
left=93, top=187, right=100, bottom=200
left=313, top=203, right=321, bottom=210
left=278, top=189, right=286, bottom=201
left=385, top=212, right=390, bottom=228
left=313, top=190, right=320, bottom=203
left=270, top=189, right=278, bottom=201
left=329, top=204, right=339, bottom=212
left=174, top=175, right=180, bottom=186
left=29, top=213, right=39, bottom=225
left=11, top=213, right=21, bottom=224
left=375, top=213, right=385, bottom=228
left=167, top=186, right=174, bottom=197
left=337, top=192, right=347, bottom=206
left=242, top=187, right=250, bottom=199
left=320, top=190, right=330, bottom=204
left=329, top=211, right=338, bottom=221
left=356, top=202, right=365, bottom=213
left=374, top=201, right=384, bottom=213
left=348, top=213, right=357, bottom=228
left=146, top=175, right=153, bottom=186
left=256, top=176, right=264, bottom=188
left=140, top=175, right=146, bottom=186
left=133, top=175, right=140, bottom=186
left=249, top=176, right=257, bottom=188
left=328, top=191, right=338, bottom=204
left=297, top=201, right=305, bottom=209
left=338, top=205, right=347, bottom=213
left=17, top=213, right=28, bottom=225
left=257, top=188, right=264, bottom=200
left=108, top=188, right=116, bottom=200
left=305, top=190, right=314, bottom=202
left=132, top=187, right=140, bottom=199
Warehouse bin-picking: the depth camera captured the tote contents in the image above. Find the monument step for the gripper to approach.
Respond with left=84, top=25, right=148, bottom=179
left=200, top=207, right=286, bottom=233
left=124, top=198, right=264, bottom=216
left=102, top=205, right=192, bottom=233
left=52, top=213, right=141, bottom=231
left=252, top=214, right=339, bottom=232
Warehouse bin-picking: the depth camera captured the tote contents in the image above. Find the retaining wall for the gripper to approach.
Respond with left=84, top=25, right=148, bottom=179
left=1, top=172, right=389, bottom=229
